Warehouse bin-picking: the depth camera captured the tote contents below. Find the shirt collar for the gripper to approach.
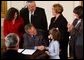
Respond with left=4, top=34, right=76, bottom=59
left=29, top=11, right=34, bottom=15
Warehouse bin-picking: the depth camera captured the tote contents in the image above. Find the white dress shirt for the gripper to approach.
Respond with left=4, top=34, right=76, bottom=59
left=29, top=11, right=34, bottom=23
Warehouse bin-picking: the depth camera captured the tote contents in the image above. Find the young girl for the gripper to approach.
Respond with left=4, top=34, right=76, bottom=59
left=45, top=28, right=61, bottom=59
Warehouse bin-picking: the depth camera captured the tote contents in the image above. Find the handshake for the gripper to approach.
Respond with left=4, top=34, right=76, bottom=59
left=37, top=45, right=45, bottom=51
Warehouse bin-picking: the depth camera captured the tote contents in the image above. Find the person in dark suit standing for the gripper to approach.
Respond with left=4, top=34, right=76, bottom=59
left=68, top=6, right=83, bottom=59
left=20, top=1, right=47, bottom=32
left=20, top=1, right=48, bottom=46
left=1, top=33, right=26, bottom=59
left=49, top=4, right=69, bottom=59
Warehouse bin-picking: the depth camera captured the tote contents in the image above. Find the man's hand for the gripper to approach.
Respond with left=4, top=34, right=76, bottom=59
left=37, top=45, right=45, bottom=51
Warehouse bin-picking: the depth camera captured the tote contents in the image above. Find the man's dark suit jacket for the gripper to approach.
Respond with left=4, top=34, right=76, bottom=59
left=20, top=7, right=47, bottom=31
left=23, top=30, right=48, bottom=49
left=1, top=50, right=26, bottom=59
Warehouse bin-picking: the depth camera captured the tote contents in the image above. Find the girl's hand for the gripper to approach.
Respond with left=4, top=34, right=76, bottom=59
left=45, top=51, right=49, bottom=55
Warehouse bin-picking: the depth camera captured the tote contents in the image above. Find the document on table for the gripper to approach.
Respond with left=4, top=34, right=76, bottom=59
left=18, top=49, right=36, bottom=55
left=18, top=49, right=24, bottom=53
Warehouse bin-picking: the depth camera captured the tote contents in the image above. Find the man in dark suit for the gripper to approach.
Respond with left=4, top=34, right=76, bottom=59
left=20, top=1, right=47, bottom=32
left=1, top=33, right=26, bottom=59
left=20, top=1, right=49, bottom=46
left=23, top=24, right=47, bottom=50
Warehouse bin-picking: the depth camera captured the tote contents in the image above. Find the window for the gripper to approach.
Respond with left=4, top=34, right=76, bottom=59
left=1, top=1, right=7, bottom=18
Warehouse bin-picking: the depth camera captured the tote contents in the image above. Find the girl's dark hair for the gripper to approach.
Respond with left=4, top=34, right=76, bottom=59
left=73, top=6, right=83, bottom=19
left=6, top=7, right=19, bottom=20
left=49, top=28, right=61, bottom=41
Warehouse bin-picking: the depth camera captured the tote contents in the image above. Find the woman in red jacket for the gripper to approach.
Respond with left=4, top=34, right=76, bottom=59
left=3, top=7, right=24, bottom=48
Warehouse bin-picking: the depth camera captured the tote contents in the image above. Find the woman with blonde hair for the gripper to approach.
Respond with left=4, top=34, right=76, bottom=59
left=49, top=4, right=69, bottom=59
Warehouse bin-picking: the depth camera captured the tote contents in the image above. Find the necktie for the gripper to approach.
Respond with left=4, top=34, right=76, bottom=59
left=31, top=14, right=34, bottom=24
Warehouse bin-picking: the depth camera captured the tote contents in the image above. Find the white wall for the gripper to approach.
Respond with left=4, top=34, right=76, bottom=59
left=1, top=1, right=81, bottom=28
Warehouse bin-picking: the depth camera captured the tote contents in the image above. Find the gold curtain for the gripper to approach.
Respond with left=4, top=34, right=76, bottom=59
left=1, top=1, right=7, bottom=18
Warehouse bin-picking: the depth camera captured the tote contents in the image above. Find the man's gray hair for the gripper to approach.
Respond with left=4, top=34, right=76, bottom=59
left=26, top=1, right=35, bottom=3
left=5, top=33, right=20, bottom=48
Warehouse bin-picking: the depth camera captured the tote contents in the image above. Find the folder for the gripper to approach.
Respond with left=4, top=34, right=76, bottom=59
left=18, top=49, right=36, bottom=55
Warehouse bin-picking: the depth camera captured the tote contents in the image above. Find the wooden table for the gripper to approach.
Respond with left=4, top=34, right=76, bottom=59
left=25, top=50, right=49, bottom=59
